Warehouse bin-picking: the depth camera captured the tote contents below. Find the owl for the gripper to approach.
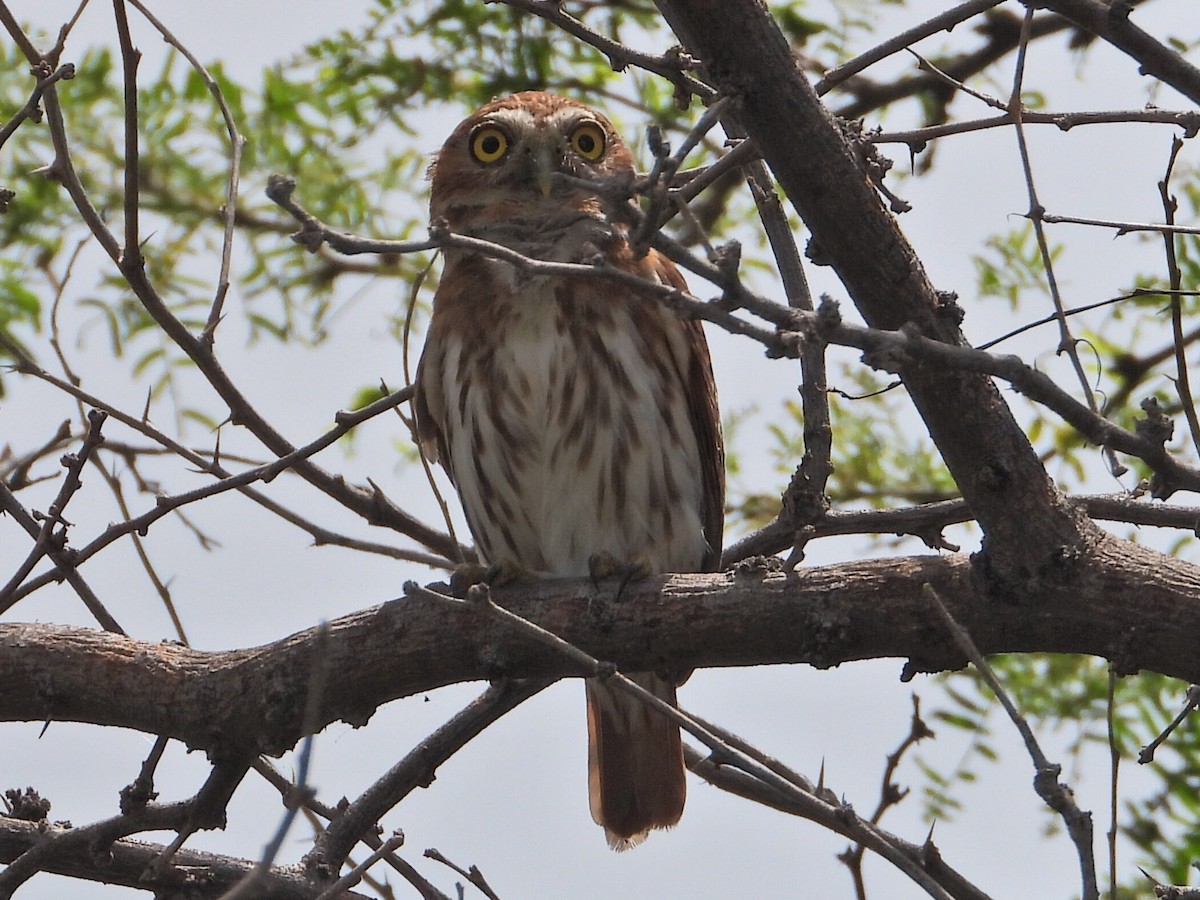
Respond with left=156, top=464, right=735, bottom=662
left=413, top=91, right=724, bottom=850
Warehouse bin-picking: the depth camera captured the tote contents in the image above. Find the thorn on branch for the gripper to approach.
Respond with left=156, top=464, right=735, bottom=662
left=1138, top=683, right=1200, bottom=764
left=805, top=235, right=831, bottom=267
left=712, top=240, right=742, bottom=280
left=3, top=787, right=51, bottom=823
left=838, top=117, right=912, bottom=213
left=934, top=290, right=965, bottom=327
left=916, top=528, right=961, bottom=553
left=1136, top=396, right=1175, bottom=448
left=730, top=555, right=785, bottom=582
left=815, top=295, right=842, bottom=332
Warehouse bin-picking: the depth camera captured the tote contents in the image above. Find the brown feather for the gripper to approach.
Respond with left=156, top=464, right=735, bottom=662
left=413, top=92, right=724, bottom=849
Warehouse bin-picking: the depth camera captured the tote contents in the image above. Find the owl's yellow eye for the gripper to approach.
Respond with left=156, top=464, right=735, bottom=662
left=569, top=122, right=606, bottom=161
left=470, top=126, right=510, bottom=164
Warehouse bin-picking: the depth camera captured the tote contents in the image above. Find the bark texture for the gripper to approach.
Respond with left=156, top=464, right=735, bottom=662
left=4, top=544, right=1200, bottom=758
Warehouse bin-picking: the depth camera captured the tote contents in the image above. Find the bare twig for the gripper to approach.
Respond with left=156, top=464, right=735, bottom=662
left=0, top=1, right=42, bottom=61
left=494, top=0, right=714, bottom=104
left=924, top=584, right=1097, bottom=900
left=1009, top=5, right=1123, bottom=479
left=313, top=833, right=407, bottom=900
left=0, top=758, right=248, bottom=896
left=871, top=107, right=1200, bottom=150
left=816, top=0, right=1005, bottom=95
left=149, top=757, right=254, bottom=880
left=423, top=848, right=502, bottom=900
left=1, top=374, right=449, bottom=611
left=252, top=759, right=451, bottom=900
left=0, top=816, right=375, bottom=899
left=1041, top=212, right=1200, bottom=236
left=1157, top=136, right=1200, bottom=456
left=0, top=409, right=106, bottom=604
left=977, top=288, right=1200, bottom=351
left=119, top=735, right=169, bottom=814
left=0, top=411, right=124, bottom=632
left=87, top=455, right=191, bottom=644
left=402, top=253, right=468, bottom=563
left=0, top=61, right=76, bottom=152
left=840, top=695, right=934, bottom=899
left=738, top=142, right=830, bottom=559
left=311, top=677, right=553, bottom=875
left=1137, top=684, right=1200, bottom=765
left=123, top=0, right=247, bottom=346
left=725, top=491, right=1200, bottom=565
left=406, top=581, right=967, bottom=900
left=111, top=0, right=143, bottom=269
left=1022, top=0, right=1200, bottom=106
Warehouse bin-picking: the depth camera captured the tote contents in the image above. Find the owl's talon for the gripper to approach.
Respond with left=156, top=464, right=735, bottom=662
left=450, top=560, right=529, bottom=596
left=588, top=552, right=653, bottom=597
left=587, top=551, right=623, bottom=583
left=449, top=563, right=491, bottom=596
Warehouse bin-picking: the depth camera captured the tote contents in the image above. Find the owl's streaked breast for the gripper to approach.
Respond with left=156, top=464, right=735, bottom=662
left=425, top=263, right=710, bottom=577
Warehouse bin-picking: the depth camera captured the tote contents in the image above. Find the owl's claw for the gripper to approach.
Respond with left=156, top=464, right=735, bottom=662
left=449, top=560, right=529, bottom=596
left=588, top=552, right=653, bottom=597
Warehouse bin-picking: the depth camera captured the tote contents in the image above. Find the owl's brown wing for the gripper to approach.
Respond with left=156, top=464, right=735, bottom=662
left=411, top=291, right=453, bottom=479
left=646, top=248, right=726, bottom=573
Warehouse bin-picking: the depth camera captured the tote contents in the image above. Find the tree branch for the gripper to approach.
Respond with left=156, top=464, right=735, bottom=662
left=1024, top=0, right=1200, bottom=105
left=653, top=0, right=1103, bottom=592
left=0, top=818, right=369, bottom=900
left=3, top=536, right=1200, bottom=757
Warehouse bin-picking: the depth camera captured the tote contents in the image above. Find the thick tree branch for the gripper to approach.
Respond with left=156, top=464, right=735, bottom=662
left=724, top=493, right=1200, bottom=565
left=654, top=0, right=1094, bottom=590
left=1024, top=0, right=1200, bottom=105
left=0, top=818, right=368, bottom=900
left=3, top=535, right=1200, bottom=758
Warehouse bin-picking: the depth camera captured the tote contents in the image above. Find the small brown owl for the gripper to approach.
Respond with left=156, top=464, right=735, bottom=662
left=413, top=91, right=724, bottom=850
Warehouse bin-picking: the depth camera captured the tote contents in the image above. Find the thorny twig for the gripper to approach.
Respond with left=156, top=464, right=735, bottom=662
left=310, top=677, right=554, bottom=876
left=1138, top=684, right=1200, bottom=765
left=424, top=848, right=502, bottom=900
left=268, top=179, right=1200, bottom=500
left=1, top=371, right=449, bottom=611
left=840, top=696, right=935, bottom=900
left=0, top=60, right=76, bottom=153
left=871, top=107, right=1200, bottom=151
left=815, top=0, right=1006, bottom=95
left=924, top=584, right=1097, bottom=900
left=1157, top=136, right=1200, bottom=457
left=494, top=0, right=714, bottom=105
left=407, top=580, right=969, bottom=900
left=0, top=410, right=125, bottom=632
left=123, top=0, right=247, bottom=346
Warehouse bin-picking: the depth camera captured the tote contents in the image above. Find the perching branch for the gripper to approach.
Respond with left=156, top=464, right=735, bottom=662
left=5, top=537, right=1200, bottom=756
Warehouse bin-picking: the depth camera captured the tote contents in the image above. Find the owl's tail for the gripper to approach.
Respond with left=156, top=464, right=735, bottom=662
left=585, top=673, right=686, bottom=850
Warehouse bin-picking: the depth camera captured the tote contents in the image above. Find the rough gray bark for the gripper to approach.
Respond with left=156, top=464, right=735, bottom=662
left=653, top=0, right=1097, bottom=596
left=5, top=543, right=1200, bottom=760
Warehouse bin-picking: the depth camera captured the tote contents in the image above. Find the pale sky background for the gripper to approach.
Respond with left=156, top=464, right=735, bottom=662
left=2, top=1, right=1198, bottom=898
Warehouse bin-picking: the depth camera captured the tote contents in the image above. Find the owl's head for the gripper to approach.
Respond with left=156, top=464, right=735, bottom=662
left=429, top=91, right=636, bottom=230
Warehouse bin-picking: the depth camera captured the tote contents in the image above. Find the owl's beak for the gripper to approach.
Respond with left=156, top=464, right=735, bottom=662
left=530, top=145, right=556, bottom=197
